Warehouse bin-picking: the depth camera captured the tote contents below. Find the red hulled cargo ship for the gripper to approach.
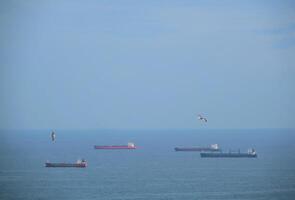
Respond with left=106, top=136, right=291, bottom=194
left=94, top=142, right=136, bottom=150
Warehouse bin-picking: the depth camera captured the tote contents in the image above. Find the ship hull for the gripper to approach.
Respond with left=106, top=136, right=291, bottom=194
left=45, top=163, right=87, bottom=168
left=94, top=145, right=136, bottom=150
left=175, top=147, right=219, bottom=152
left=200, top=152, right=257, bottom=158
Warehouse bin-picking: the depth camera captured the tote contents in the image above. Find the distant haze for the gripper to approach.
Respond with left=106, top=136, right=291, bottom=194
left=1, top=0, right=294, bottom=129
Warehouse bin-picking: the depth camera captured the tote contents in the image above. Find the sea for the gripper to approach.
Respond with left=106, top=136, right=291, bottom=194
left=0, top=129, right=295, bottom=200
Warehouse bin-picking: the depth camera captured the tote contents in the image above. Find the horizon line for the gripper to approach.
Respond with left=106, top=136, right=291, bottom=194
left=0, top=128, right=294, bottom=132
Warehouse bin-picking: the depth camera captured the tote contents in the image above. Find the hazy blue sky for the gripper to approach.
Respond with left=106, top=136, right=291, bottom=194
left=1, top=0, right=294, bottom=129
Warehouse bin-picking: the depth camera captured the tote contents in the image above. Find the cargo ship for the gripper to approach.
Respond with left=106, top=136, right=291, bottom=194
left=45, top=159, right=87, bottom=168
left=175, top=144, right=219, bottom=152
left=94, top=142, right=136, bottom=150
left=200, top=148, right=257, bottom=158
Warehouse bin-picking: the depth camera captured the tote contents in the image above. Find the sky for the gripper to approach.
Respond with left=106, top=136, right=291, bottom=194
left=0, top=0, right=295, bottom=130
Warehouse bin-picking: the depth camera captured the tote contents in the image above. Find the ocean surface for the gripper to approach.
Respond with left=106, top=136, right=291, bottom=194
left=0, top=129, right=295, bottom=200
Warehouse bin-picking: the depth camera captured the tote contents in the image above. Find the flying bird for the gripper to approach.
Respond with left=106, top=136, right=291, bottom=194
left=51, top=131, right=56, bottom=142
left=198, top=114, right=207, bottom=122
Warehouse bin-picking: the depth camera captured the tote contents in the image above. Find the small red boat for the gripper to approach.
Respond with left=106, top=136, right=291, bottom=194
left=94, top=142, right=136, bottom=150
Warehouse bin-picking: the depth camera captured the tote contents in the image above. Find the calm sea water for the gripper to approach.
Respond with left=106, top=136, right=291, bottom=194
left=0, top=129, right=295, bottom=200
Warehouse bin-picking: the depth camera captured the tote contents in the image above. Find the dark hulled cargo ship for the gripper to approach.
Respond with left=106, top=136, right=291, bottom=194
left=94, top=142, right=136, bottom=150
left=45, top=159, right=87, bottom=168
left=200, top=148, right=257, bottom=158
left=175, top=144, right=219, bottom=152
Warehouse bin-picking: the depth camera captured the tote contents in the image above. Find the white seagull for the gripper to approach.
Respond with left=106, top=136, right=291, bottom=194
left=198, top=114, right=207, bottom=123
